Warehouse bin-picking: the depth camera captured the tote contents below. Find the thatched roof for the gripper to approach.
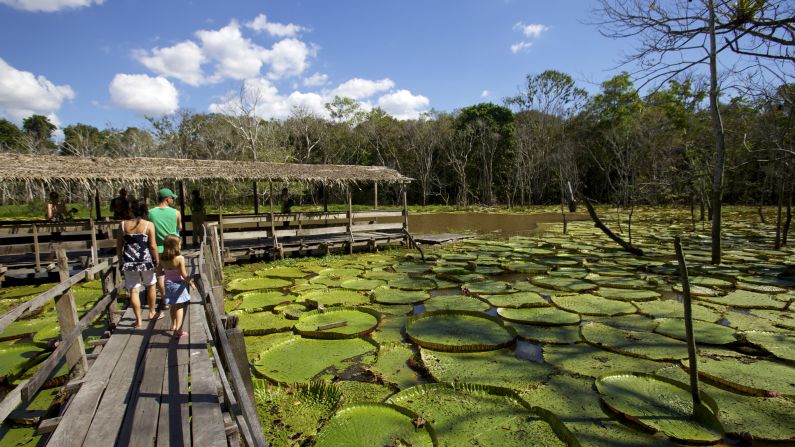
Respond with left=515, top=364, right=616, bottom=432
left=0, top=153, right=411, bottom=187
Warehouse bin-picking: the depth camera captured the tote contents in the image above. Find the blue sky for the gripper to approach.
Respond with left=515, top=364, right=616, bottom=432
left=0, top=0, right=634, bottom=131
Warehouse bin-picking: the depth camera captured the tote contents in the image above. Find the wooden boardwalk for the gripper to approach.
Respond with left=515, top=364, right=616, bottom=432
left=47, top=289, right=230, bottom=447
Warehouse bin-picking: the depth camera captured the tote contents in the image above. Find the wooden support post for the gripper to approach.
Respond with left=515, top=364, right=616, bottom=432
left=89, top=220, right=98, bottom=269
left=322, top=183, right=328, bottom=213
left=178, top=181, right=187, bottom=246
left=102, top=266, right=118, bottom=326
left=32, top=224, right=41, bottom=273
left=373, top=183, right=378, bottom=210
left=269, top=181, right=277, bottom=254
left=674, top=236, right=701, bottom=406
left=347, top=186, right=354, bottom=254
left=225, top=328, right=255, bottom=404
left=402, top=186, right=410, bottom=248
left=218, top=214, right=226, bottom=255
left=55, top=249, right=88, bottom=377
left=94, top=188, right=102, bottom=221
left=253, top=181, right=259, bottom=214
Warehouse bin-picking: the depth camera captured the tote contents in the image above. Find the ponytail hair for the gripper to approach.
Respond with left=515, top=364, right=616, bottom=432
left=161, top=234, right=181, bottom=262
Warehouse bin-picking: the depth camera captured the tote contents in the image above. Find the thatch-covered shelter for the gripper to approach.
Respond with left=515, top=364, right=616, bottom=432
left=0, top=153, right=411, bottom=187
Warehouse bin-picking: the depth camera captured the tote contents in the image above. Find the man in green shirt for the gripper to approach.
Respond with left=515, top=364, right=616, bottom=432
left=148, top=188, right=182, bottom=314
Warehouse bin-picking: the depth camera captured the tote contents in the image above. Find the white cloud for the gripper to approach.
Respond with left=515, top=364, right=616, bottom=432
left=0, top=57, right=74, bottom=123
left=262, top=38, right=314, bottom=80
left=0, top=0, right=102, bottom=12
left=511, top=41, right=533, bottom=54
left=196, top=21, right=269, bottom=82
left=480, top=90, right=490, bottom=98
left=246, top=14, right=305, bottom=37
left=331, top=78, right=394, bottom=100
left=377, top=89, right=429, bottom=120
left=109, top=74, right=178, bottom=116
left=208, top=77, right=326, bottom=120
left=514, top=22, right=548, bottom=38
left=134, top=41, right=206, bottom=86
left=302, top=72, right=328, bottom=87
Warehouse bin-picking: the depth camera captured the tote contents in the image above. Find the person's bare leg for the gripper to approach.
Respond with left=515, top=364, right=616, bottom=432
left=174, top=304, right=185, bottom=333
left=154, top=275, right=166, bottom=317
left=129, top=287, right=142, bottom=327
left=169, top=302, right=178, bottom=331
left=145, top=284, right=156, bottom=319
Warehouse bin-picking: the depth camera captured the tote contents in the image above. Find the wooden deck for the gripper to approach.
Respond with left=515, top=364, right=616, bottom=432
left=47, top=290, right=229, bottom=447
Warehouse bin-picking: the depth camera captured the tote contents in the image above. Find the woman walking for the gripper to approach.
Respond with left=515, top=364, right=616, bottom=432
left=116, top=200, right=159, bottom=328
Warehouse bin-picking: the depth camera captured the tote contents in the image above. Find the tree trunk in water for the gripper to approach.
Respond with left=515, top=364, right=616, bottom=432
left=583, top=197, right=644, bottom=256
left=775, top=181, right=783, bottom=249
left=783, top=192, right=792, bottom=246
left=708, top=0, right=726, bottom=265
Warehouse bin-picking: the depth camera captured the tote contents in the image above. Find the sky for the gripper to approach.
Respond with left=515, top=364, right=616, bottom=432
left=0, top=0, right=636, bottom=132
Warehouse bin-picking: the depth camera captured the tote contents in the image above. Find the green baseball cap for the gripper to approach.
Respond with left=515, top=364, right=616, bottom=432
left=158, top=188, right=178, bottom=199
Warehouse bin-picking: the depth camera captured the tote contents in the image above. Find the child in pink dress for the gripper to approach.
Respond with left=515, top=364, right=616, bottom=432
left=158, top=235, right=192, bottom=338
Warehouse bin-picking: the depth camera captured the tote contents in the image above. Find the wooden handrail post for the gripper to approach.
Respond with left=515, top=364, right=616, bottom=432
left=347, top=186, right=353, bottom=254
left=89, top=220, right=98, bottom=270
left=178, top=180, right=187, bottom=247
left=55, top=249, right=88, bottom=377
left=102, top=265, right=118, bottom=326
left=226, top=327, right=255, bottom=403
left=402, top=185, right=410, bottom=248
left=32, top=223, right=41, bottom=272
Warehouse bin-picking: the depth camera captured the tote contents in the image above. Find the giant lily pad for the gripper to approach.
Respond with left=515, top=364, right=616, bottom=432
left=340, top=278, right=386, bottom=291
left=370, top=286, right=429, bottom=305
left=741, top=330, right=795, bottom=361
left=227, top=277, right=292, bottom=292
left=255, top=266, right=308, bottom=278
left=300, top=289, right=370, bottom=307
left=420, top=347, right=552, bottom=391
left=254, top=380, right=340, bottom=446
left=477, top=291, right=549, bottom=308
left=735, top=282, right=789, bottom=294
left=509, top=323, right=582, bottom=344
left=388, top=277, right=437, bottom=291
left=581, top=322, right=689, bottom=361
left=497, top=307, right=581, bottom=326
left=315, top=403, right=436, bottom=447
left=463, top=280, right=516, bottom=295
left=544, top=344, right=668, bottom=378
left=388, top=383, right=571, bottom=446
left=373, top=343, right=423, bottom=390
left=254, top=336, right=376, bottom=383
left=695, top=289, right=788, bottom=310
left=685, top=355, right=795, bottom=398
left=235, top=310, right=294, bottom=335
left=591, top=277, right=654, bottom=290
left=595, top=287, right=660, bottom=302
left=318, top=267, right=363, bottom=278
left=237, top=291, right=294, bottom=312
left=295, top=307, right=380, bottom=339
left=672, top=284, right=724, bottom=297
left=0, top=341, right=44, bottom=381
left=653, top=318, right=737, bottom=345
left=406, top=311, right=515, bottom=352
left=595, top=372, right=723, bottom=444
left=635, top=300, right=723, bottom=322
left=552, top=294, right=636, bottom=316
left=502, top=261, right=549, bottom=274
left=530, top=276, right=597, bottom=292
left=421, top=295, right=490, bottom=313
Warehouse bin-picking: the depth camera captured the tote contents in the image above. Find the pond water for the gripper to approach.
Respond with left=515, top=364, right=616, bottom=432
left=408, top=211, right=589, bottom=236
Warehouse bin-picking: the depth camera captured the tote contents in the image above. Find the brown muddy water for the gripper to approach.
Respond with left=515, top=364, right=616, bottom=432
left=407, top=212, right=590, bottom=237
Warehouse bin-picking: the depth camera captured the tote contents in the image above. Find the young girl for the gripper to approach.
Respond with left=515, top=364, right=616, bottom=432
left=158, top=234, right=192, bottom=338
left=116, top=199, right=159, bottom=328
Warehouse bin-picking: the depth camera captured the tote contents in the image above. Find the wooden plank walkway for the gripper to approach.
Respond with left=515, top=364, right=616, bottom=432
left=48, top=289, right=230, bottom=447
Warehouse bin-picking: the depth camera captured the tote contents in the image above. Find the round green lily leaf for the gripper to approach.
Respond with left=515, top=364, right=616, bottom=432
left=442, top=253, right=477, bottom=262
left=672, top=284, right=724, bottom=297
left=591, top=277, right=654, bottom=290
left=477, top=291, right=549, bottom=308
left=406, top=311, right=515, bottom=352
left=31, top=322, right=62, bottom=347
left=273, top=302, right=308, bottom=320
left=340, top=278, right=386, bottom=291
left=530, top=275, right=597, bottom=292
left=315, top=403, right=436, bottom=447
left=420, top=347, right=553, bottom=391
left=581, top=322, right=689, bottom=361
left=254, top=336, right=376, bottom=383
left=392, top=262, right=432, bottom=274
left=362, top=269, right=403, bottom=281
left=254, top=266, right=308, bottom=278
left=442, top=272, right=486, bottom=283
left=254, top=380, right=340, bottom=446
left=371, top=286, right=429, bottom=305
left=552, top=294, right=636, bottom=316
left=737, top=275, right=795, bottom=288
left=369, top=303, right=413, bottom=317
left=300, top=289, right=370, bottom=307
left=309, top=275, right=356, bottom=287
left=290, top=282, right=327, bottom=294
left=635, top=300, right=723, bottom=322
left=688, top=276, right=734, bottom=289
left=658, top=365, right=795, bottom=442
left=387, top=277, right=437, bottom=291
left=371, top=315, right=408, bottom=345
left=695, top=289, right=788, bottom=310
left=422, top=295, right=490, bottom=312
left=543, top=344, right=667, bottom=378
left=588, top=314, right=659, bottom=332
left=318, top=267, right=363, bottom=278
left=588, top=266, right=636, bottom=277
left=463, top=280, right=515, bottom=295
left=237, top=291, right=294, bottom=312
left=595, top=287, right=660, bottom=302
left=653, top=318, right=737, bottom=345
left=740, top=331, right=795, bottom=362
left=509, top=323, right=581, bottom=344
left=227, top=277, right=292, bottom=292
left=0, top=341, right=44, bottom=380
left=498, top=307, right=580, bottom=326
left=470, top=264, right=504, bottom=275
left=373, top=343, right=424, bottom=390
left=0, top=284, right=54, bottom=300
left=336, top=380, right=396, bottom=405
left=2, top=316, right=58, bottom=340
left=684, top=355, right=795, bottom=398
left=735, top=281, right=789, bottom=294
left=295, top=307, right=380, bottom=339
left=548, top=267, right=590, bottom=279
left=502, top=261, right=549, bottom=274
left=431, top=264, right=469, bottom=277
left=595, top=372, right=723, bottom=444
left=388, top=383, right=570, bottom=446
left=535, top=256, right=580, bottom=267
left=235, top=310, right=294, bottom=335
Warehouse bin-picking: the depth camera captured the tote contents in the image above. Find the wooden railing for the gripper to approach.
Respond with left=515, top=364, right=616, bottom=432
left=197, top=224, right=269, bottom=447
left=0, top=251, right=120, bottom=427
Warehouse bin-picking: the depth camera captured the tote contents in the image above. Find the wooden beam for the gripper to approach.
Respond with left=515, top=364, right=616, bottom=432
left=32, top=223, right=41, bottom=272
left=374, top=183, right=378, bottom=210
left=89, top=220, right=98, bottom=268
left=178, top=180, right=187, bottom=246
left=55, top=249, right=87, bottom=377
left=347, top=186, right=354, bottom=254
left=94, top=189, right=102, bottom=221
left=269, top=181, right=277, bottom=252
left=253, top=181, right=259, bottom=214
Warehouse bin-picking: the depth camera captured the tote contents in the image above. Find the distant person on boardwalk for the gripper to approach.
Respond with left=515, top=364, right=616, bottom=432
left=148, top=188, right=182, bottom=314
left=158, top=235, right=192, bottom=338
left=116, top=199, right=159, bottom=328
left=110, top=188, right=130, bottom=220
left=46, top=192, right=67, bottom=221
left=190, top=189, right=205, bottom=247
left=281, top=187, right=294, bottom=213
